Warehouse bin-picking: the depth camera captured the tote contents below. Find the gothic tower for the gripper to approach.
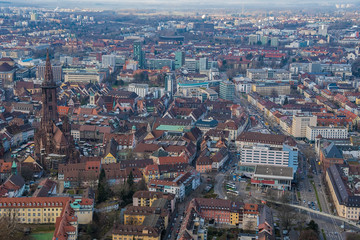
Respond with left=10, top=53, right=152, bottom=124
left=35, top=50, right=79, bottom=169
left=41, top=51, right=59, bottom=128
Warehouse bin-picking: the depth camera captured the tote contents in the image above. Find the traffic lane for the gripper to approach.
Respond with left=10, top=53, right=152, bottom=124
left=307, top=212, right=343, bottom=240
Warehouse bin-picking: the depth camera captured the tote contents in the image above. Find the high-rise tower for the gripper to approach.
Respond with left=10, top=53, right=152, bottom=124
left=133, top=41, right=145, bottom=69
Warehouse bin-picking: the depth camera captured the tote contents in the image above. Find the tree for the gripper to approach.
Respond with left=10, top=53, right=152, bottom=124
left=306, top=220, right=319, bottom=234
left=283, top=96, right=289, bottom=105
left=20, top=165, right=34, bottom=182
left=226, top=68, right=237, bottom=80
left=96, top=169, right=110, bottom=204
left=246, top=53, right=253, bottom=60
left=133, top=72, right=149, bottom=83
left=346, top=233, right=360, bottom=240
left=136, top=179, right=147, bottom=191
left=0, top=210, right=29, bottom=240
left=352, top=58, right=360, bottom=77
left=299, top=230, right=319, bottom=240
left=99, top=168, right=106, bottom=182
left=277, top=205, right=297, bottom=231
left=127, top=171, right=134, bottom=187
left=270, top=88, right=278, bottom=99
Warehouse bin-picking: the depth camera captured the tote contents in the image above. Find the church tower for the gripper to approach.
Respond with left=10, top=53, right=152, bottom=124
left=35, top=50, right=79, bottom=169
left=41, top=50, right=59, bottom=128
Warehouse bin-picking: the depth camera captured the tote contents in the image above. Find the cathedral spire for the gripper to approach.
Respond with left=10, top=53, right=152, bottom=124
left=44, top=49, right=54, bottom=85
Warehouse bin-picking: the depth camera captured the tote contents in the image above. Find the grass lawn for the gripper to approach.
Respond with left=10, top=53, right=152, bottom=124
left=30, top=232, right=54, bottom=240
left=21, top=224, right=55, bottom=233
left=322, top=229, right=327, bottom=240
left=310, top=180, right=323, bottom=212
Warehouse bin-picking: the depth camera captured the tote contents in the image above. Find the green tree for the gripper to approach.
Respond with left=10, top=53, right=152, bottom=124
left=306, top=220, right=319, bottom=234
left=20, top=165, right=34, bottom=182
left=352, top=58, right=360, bottom=77
left=283, top=96, right=289, bottom=105
left=97, top=168, right=110, bottom=204
left=246, top=53, right=253, bottom=60
left=127, top=171, right=134, bottom=187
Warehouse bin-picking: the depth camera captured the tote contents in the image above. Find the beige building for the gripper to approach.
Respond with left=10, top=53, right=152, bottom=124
left=291, top=114, right=317, bottom=138
left=326, top=164, right=360, bottom=221
left=0, top=197, right=93, bottom=225
left=64, top=72, right=101, bottom=83
left=251, top=83, right=290, bottom=96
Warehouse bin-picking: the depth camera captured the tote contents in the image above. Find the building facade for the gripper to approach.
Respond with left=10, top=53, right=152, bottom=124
left=306, top=126, right=348, bottom=141
left=291, top=114, right=317, bottom=138
left=220, top=81, right=235, bottom=101
left=326, top=164, right=360, bottom=221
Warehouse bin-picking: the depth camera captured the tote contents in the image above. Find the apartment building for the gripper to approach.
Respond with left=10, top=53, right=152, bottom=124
left=251, top=83, right=291, bottom=96
left=128, top=83, right=149, bottom=98
left=246, top=68, right=291, bottom=80
left=326, top=164, right=360, bottom=221
left=148, top=171, right=200, bottom=201
left=112, top=190, right=174, bottom=240
left=189, top=198, right=244, bottom=225
left=306, top=125, right=348, bottom=141
left=291, top=114, right=317, bottom=138
left=132, top=191, right=176, bottom=213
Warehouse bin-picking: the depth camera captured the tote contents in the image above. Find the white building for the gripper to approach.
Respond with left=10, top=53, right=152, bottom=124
left=241, top=144, right=289, bottom=167
left=149, top=180, right=185, bottom=201
left=102, top=55, right=116, bottom=68
left=306, top=126, right=348, bottom=141
left=127, top=83, right=149, bottom=98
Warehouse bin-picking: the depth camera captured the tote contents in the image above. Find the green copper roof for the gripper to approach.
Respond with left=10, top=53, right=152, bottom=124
left=152, top=149, right=168, bottom=157
left=11, top=161, right=17, bottom=168
left=156, top=125, right=185, bottom=132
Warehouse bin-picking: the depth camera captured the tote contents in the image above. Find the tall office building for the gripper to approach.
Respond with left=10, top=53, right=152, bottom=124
left=318, top=24, right=328, bottom=36
left=133, top=41, right=145, bottom=69
left=199, top=57, right=208, bottom=71
left=37, top=64, right=62, bottom=83
left=165, top=73, right=176, bottom=96
left=219, top=81, right=235, bottom=101
left=102, top=55, right=116, bottom=68
left=248, top=34, right=259, bottom=45
left=291, top=114, right=317, bottom=138
left=175, top=51, right=185, bottom=69
left=270, top=37, right=279, bottom=47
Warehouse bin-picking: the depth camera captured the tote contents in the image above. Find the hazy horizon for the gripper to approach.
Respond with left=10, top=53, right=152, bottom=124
left=1, top=0, right=359, bottom=10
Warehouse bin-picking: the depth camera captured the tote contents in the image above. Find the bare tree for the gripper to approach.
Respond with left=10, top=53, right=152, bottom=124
left=299, top=230, right=319, bottom=240
left=277, top=205, right=297, bottom=231
left=270, top=89, right=278, bottom=99
left=0, top=209, right=28, bottom=240
left=243, top=219, right=257, bottom=231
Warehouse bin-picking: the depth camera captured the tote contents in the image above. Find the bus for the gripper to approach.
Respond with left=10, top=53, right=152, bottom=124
left=226, top=189, right=239, bottom=196
left=226, top=183, right=236, bottom=191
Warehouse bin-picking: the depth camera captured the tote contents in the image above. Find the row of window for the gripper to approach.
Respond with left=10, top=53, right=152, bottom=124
left=0, top=202, right=63, bottom=207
